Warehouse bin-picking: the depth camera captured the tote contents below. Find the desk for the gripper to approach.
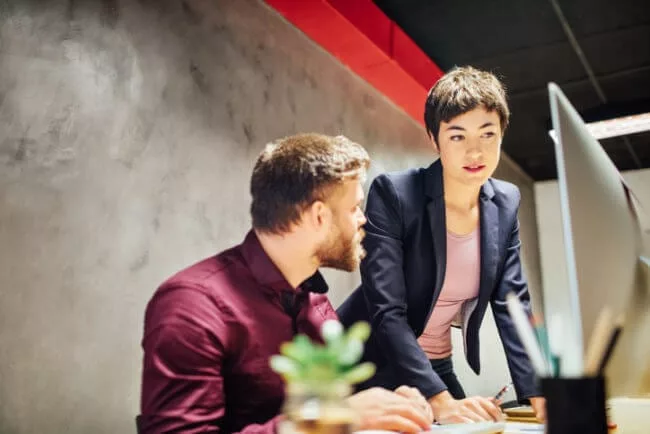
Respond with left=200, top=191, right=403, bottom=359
left=355, top=399, right=648, bottom=434
left=608, top=397, right=650, bottom=434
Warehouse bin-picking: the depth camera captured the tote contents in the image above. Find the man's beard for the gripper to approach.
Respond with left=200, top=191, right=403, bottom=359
left=317, top=227, right=366, bottom=272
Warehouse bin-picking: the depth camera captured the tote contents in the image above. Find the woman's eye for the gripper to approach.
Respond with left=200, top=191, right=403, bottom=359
left=450, top=135, right=464, bottom=141
left=482, top=132, right=496, bottom=139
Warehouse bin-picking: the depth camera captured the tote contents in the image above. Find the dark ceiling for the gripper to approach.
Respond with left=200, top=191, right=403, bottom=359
left=374, top=0, right=650, bottom=180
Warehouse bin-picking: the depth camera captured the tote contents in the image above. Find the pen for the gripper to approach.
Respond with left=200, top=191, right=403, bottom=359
left=597, top=315, right=625, bottom=374
left=494, top=382, right=513, bottom=401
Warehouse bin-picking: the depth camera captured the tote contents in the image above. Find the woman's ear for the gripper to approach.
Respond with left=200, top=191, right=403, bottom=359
left=429, top=134, right=440, bottom=155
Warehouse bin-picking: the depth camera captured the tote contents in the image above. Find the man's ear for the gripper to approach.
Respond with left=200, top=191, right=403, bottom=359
left=305, top=200, right=331, bottom=233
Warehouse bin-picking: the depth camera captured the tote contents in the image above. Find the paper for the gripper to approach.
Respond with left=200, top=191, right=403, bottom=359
left=504, top=422, right=545, bottom=433
left=427, top=421, right=544, bottom=434
left=428, top=422, right=505, bottom=433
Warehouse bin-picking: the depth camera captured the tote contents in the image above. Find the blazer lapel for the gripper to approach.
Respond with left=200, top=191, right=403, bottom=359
left=424, top=161, right=446, bottom=301
left=477, top=180, right=499, bottom=311
left=427, top=199, right=446, bottom=300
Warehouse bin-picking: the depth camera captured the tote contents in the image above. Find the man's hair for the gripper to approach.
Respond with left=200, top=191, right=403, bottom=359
left=250, top=133, right=370, bottom=234
left=424, top=66, right=510, bottom=142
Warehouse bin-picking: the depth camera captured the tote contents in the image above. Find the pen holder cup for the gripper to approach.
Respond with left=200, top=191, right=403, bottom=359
left=540, top=376, right=608, bottom=434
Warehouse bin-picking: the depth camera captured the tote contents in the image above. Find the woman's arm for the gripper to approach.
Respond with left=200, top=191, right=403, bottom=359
left=360, top=174, right=447, bottom=399
left=490, top=198, right=541, bottom=400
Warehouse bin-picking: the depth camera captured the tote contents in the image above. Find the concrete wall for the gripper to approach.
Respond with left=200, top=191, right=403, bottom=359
left=0, top=0, right=542, bottom=432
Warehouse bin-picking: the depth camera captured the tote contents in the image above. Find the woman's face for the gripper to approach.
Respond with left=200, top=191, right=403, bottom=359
left=433, top=106, right=502, bottom=188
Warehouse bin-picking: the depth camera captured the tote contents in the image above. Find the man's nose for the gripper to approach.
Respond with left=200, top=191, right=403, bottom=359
left=358, top=212, right=367, bottom=227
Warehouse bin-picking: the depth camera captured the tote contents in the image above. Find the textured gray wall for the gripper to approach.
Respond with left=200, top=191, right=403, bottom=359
left=0, top=0, right=541, bottom=432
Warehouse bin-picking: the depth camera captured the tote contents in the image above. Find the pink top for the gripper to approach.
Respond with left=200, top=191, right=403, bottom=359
left=417, top=226, right=481, bottom=359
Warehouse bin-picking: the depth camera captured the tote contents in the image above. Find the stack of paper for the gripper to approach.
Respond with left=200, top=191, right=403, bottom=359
left=503, top=406, right=539, bottom=424
left=355, top=420, right=545, bottom=434
left=428, top=421, right=544, bottom=433
left=429, top=422, right=505, bottom=433
left=504, top=422, right=545, bottom=433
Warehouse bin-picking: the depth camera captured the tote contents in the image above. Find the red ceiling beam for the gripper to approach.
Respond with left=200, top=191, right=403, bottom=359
left=264, top=0, right=444, bottom=126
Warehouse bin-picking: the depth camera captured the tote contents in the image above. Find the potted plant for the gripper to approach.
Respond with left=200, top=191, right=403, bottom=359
left=270, top=320, right=376, bottom=434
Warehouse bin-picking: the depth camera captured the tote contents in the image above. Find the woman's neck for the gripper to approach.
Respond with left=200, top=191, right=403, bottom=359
left=443, top=173, right=481, bottom=212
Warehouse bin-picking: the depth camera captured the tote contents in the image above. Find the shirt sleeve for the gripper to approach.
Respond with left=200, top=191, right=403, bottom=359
left=139, top=286, right=281, bottom=434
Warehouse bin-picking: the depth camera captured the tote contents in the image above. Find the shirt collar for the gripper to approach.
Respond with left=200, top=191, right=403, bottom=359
left=241, top=230, right=329, bottom=294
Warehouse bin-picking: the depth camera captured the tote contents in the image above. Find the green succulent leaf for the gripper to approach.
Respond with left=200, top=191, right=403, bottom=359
left=338, top=339, right=364, bottom=366
left=321, top=320, right=344, bottom=343
left=341, top=362, right=376, bottom=384
left=269, top=355, right=301, bottom=380
left=280, top=334, right=313, bottom=361
left=311, top=345, right=337, bottom=366
left=279, top=342, right=305, bottom=364
left=269, top=321, right=376, bottom=386
left=307, top=364, right=337, bottom=382
left=346, top=322, right=371, bottom=342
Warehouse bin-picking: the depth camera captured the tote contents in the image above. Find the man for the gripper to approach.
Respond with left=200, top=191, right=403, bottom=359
left=139, top=133, right=433, bottom=433
left=337, top=67, right=546, bottom=423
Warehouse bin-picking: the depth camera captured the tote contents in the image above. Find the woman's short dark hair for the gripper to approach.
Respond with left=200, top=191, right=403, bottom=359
left=424, top=66, right=510, bottom=142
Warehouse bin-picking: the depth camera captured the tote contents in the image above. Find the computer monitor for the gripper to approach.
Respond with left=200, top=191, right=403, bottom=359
left=548, top=83, right=650, bottom=395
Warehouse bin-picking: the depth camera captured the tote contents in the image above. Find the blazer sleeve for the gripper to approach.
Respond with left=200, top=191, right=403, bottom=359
left=360, top=174, right=447, bottom=399
left=490, top=192, right=541, bottom=400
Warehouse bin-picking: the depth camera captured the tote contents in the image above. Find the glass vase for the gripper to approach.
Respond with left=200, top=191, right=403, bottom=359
left=279, top=382, right=356, bottom=434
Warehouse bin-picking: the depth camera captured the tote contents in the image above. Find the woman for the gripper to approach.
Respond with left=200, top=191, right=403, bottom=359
left=337, top=66, right=545, bottom=424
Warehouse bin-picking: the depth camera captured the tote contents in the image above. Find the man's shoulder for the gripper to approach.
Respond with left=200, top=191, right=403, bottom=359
left=146, top=246, right=246, bottom=319
left=163, top=244, right=244, bottom=289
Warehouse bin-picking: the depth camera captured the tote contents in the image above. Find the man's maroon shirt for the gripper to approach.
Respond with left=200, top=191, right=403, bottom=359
left=139, top=231, right=338, bottom=433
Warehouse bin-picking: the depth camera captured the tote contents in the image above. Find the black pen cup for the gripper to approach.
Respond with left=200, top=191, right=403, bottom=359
left=540, top=376, right=608, bottom=434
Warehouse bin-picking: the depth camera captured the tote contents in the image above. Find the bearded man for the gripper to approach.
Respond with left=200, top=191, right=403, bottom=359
left=138, top=133, right=433, bottom=434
